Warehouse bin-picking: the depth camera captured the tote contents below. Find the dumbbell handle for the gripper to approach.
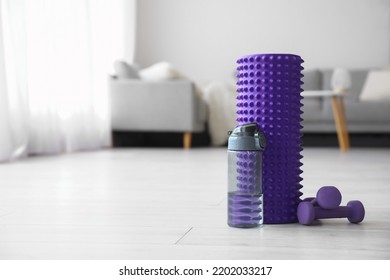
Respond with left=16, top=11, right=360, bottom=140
left=314, top=206, right=351, bottom=219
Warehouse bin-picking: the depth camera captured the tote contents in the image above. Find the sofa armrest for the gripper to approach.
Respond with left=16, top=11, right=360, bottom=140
left=110, top=79, right=205, bottom=132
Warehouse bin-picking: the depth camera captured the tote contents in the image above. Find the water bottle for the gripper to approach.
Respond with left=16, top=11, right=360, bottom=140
left=228, top=123, right=266, bottom=228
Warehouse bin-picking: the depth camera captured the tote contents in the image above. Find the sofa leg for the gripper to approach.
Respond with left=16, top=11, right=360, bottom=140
left=183, top=132, right=192, bottom=149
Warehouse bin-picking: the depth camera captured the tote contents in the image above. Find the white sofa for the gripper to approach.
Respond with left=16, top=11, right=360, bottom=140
left=302, top=69, right=390, bottom=133
left=110, top=77, right=207, bottom=148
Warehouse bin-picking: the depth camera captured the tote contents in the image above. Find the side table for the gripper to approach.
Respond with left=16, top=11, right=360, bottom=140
left=302, top=90, right=350, bottom=151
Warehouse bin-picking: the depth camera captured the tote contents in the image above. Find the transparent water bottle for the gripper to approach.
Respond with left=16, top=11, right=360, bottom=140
left=228, top=123, right=266, bottom=228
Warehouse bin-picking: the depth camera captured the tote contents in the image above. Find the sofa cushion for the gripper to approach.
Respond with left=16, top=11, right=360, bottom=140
left=360, top=71, right=390, bottom=101
left=301, top=70, right=323, bottom=122
left=301, top=97, right=327, bottom=122
left=139, top=62, right=184, bottom=80
left=302, top=69, right=321, bottom=91
left=345, top=101, right=390, bottom=123
left=114, top=60, right=140, bottom=79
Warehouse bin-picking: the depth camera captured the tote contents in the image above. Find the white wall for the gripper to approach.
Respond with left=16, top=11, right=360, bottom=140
left=123, top=0, right=136, bottom=63
left=135, top=0, right=390, bottom=84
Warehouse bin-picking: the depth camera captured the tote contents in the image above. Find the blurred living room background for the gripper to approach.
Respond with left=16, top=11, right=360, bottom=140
left=1, top=0, right=390, bottom=159
left=0, top=0, right=390, bottom=260
left=111, top=0, right=390, bottom=149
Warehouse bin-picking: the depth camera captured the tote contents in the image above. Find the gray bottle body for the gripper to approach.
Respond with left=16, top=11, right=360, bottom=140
left=227, top=123, right=266, bottom=228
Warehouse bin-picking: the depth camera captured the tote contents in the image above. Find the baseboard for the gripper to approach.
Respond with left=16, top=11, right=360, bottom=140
left=112, top=130, right=211, bottom=148
left=302, top=133, right=390, bottom=147
left=112, top=130, right=390, bottom=148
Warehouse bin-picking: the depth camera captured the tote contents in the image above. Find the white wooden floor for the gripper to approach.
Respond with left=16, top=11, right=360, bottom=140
left=0, top=147, right=389, bottom=259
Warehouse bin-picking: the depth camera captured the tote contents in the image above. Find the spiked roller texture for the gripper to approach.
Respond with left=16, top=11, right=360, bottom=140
left=228, top=151, right=262, bottom=227
left=235, top=54, right=304, bottom=224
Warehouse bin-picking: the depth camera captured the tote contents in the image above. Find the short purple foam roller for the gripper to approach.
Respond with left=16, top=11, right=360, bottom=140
left=228, top=192, right=262, bottom=227
left=228, top=151, right=262, bottom=227
left=235, top=54, right=304, bottom=224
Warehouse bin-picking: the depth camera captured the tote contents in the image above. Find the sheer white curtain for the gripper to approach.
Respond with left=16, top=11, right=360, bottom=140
left=0, top=0, right=127, bottom=161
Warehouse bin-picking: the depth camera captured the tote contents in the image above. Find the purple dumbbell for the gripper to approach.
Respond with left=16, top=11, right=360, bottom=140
left=297, top=200, right=365, bottom=225
left=301, top=186, right=342, bottom=209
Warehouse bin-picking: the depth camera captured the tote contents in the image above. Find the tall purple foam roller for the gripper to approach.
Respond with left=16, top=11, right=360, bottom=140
left=235, top=54, right=304, bottom=224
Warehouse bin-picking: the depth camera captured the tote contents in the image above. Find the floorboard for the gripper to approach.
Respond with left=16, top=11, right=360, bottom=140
left=0, top=148, right=389, bottom=259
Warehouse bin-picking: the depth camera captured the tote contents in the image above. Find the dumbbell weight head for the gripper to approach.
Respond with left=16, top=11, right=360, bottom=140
left=316, top=186, right=342, bottom=209
left=346, top=200, right=365, bottom=223
left=302, top=197, right=315, bottom=203
left=297, top=200, right=365, bottom=225
left=301, top=186, right=342, bottom=209
left=297, top=202, right=316, bottom=225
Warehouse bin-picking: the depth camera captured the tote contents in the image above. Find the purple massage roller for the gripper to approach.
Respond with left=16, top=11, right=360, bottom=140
left=235, top=54, right=304, bottom=224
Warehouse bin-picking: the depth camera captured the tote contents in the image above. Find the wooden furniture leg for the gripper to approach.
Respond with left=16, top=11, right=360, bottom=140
left=338, top=97, right=350, bottom=149
left=331, top=96, right=349, bottom=152
left=183, top=132, right=192, bottom=149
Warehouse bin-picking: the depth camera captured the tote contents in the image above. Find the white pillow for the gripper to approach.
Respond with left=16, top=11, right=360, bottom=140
left=113, top=60, right=140, bottom=79
left=139, top=62, right=184, bottom=80
left=360, top=71, right=390, bottom=101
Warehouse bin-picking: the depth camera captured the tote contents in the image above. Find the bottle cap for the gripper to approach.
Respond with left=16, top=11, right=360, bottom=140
left=228, top=123, right=266, bottom=151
